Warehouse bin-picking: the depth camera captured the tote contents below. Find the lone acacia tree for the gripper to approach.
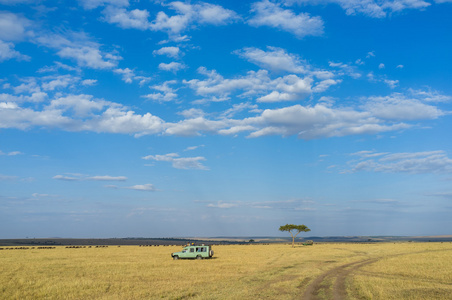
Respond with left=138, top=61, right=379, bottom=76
left=279, top=224, right=311, bottom=247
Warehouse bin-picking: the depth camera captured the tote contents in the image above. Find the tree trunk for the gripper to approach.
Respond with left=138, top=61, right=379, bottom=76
left=292, top=232, right=300, bottom=248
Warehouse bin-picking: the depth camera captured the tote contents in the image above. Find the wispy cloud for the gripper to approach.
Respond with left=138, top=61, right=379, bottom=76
left=53, top=174, right=128, bottom=181
left=126, top=206, right=175, bottom=217
left=113, top=68, right=151, bottom=85
left=0, top=40, right=31, bottom=62
left=426, top=192, right=452, bottom=199
left=0, top=174, right=18, bottom=181
left=184, top=145, right=205, bottom=151
left=0, top=150, right=23, bottom=156
left=352, top=198, right=400, bottom=205
left=283, top=0, right=431, bottom=18
left=35, top=31, right=122, bottom=70
left=203, top=198, right=316, bottom=210
left=207, top=201, right=239, bottom=208
left=106, top=183, right=157, bottom=192
left=143, top=152, right=209, bottom=170
left=346, top=150, right=452, bottom=174
left=52, top=174, right=80, bottom=181
left=87, top=175, right=127, bottom=181
left=124, top=184, right=156, bottom=191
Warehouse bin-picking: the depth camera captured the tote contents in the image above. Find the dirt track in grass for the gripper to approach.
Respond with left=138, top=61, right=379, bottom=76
left=302, top=256, right=380, bottom=300
left=301, top=248, right=452, bottom=300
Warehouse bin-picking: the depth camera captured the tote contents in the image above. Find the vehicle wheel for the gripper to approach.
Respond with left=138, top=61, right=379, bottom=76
left=209, top=250, right=214, bottom=257
left=196, top=255, right=202, bottom=260
left=173, top=256, right=179, bottom=260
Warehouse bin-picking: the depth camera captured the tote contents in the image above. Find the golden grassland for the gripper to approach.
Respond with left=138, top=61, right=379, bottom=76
left=1, top=242, right=451, bottom=299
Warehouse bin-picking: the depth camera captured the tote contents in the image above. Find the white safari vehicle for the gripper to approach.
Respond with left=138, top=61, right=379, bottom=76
left=171, top=244, right=214, bottom=260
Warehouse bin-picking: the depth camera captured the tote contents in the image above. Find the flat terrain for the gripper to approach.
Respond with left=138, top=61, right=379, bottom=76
left=1, top=243, right=451, bottom=299
left=2, top=235, right=452, bottom=246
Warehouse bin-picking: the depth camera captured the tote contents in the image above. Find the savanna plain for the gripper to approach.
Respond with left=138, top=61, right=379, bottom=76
left=1, top=242, right=451, bottom=299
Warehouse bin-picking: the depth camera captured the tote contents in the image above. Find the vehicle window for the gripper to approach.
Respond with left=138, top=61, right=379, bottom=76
left=190, top=248, right=194, bottom=253
left=201, top=247, right=206, bottom=252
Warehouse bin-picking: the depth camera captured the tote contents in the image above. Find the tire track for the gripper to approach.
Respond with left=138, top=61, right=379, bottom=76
left=302, top=257, right=379, bottom=300
left=302, top=248, right=452, bottom=300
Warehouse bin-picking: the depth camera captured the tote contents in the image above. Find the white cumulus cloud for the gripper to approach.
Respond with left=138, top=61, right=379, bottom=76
left=153, top=46, right=182, bottom=59
left=158, top=62, right=186, bottom=72
left=248, top=0, right=324, bottom=38
left=0, top=11, right=32, bottom=41
left=234, top=46, right=308, bottom=73
left=102, top=6, right=151, bottom=30
left=0, top=40, right=30, bottom=62
left=149, top=1, right=238, bottom=40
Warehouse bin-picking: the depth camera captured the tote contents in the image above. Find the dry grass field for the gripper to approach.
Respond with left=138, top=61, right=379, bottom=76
left=1, top=242, right=451, bottom=299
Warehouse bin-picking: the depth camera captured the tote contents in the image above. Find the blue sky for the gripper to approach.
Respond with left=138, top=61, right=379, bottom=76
left=1, top=0, right=452, bottom=238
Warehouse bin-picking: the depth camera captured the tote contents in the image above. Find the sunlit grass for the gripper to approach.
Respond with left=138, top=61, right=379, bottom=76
left=1, top=243, right=451, bottom=299
left=349, top=243, right=452, bottom=300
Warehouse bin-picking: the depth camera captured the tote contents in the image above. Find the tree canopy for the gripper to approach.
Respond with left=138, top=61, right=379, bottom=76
left=279, top=224, right=311, bottom=247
